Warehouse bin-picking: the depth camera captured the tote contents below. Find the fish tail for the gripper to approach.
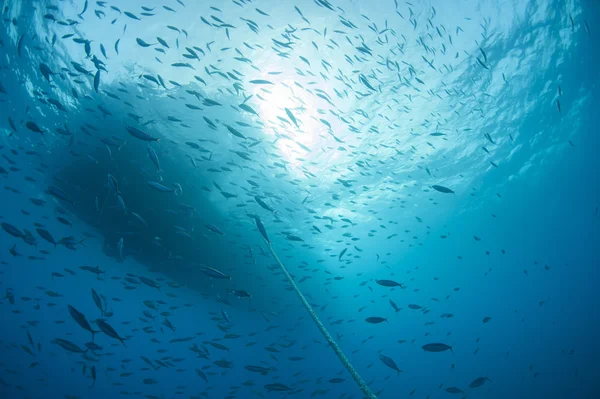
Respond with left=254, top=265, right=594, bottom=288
left=70, top=200, right=76, bottom=210
left=120, top=338, right=128, bottom=347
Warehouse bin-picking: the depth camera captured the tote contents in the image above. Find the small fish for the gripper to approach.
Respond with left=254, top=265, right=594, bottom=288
left=365, top=317, right=387, bottom=324
left=96, top=319, right=127, bottom=346
left=431, top=185, right=454, bottom=194
left=147, top=146, right=162, bottom=172
left=52, top=338, right=87, bottom=353
left=422, top=343, right=453, bottom=353
left=376, top=279, right=403, bottom=288
left=68, top=305, right=100, bottom=341
left=379, top=354, right=402, bottom=375
left=469, top=376, right=490, bottom=388
left=126, top=125, right=159, bottom=142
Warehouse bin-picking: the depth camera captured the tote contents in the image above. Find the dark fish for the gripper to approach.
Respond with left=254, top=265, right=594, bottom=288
left=205, top=224, right=224, bottom=235
left=90, top=365, right=96, bottom=387
left=124, top=11, right=140, bottom=20
left=26, top=122, right=44, bottom=134
left=248, top=214, right=269, bottom=243
left=136, top=38, right=154, bottom=47
left=94, top=70, right=100, bottom=92
left=52, top=338, right=87, bottom=353
left=365, top=317, right=387, bottom=324
left=431, top=185, right=454, bottom=194
left=199, top=265, right=231, bottom=280
left=255, top=196, right=276, bottom=213
left=376, top=279, right=403, bottom=288
left=91, top=288, right=108, bottom=316
left=379, top=354, right=402, bottom=375
left=46, top=186, right=75, bottom=208
left=422, top=343, right=453, bottom=353
left=36, top=228, right=57, bottom=247
left=469, top=376, right=490, bottom=388
left=139, top=276, right=161, bottom=290
left=126, top=125, right=159, bottom=142
left=264, top=383, right=292, bottom=392
left=39, top=63, right=54, bottom=81
left=245, top=365, right=272, bottom=375
left=195, top=368, right=208, bottom=382
left=68, top=305, right=99, bottom=341
left=96, top=319, right=127, bottom=346
left=2, top=222, right=24, bottom=238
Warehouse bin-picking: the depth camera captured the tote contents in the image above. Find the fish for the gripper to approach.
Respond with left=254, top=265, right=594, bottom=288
left=245, top=365, right=272, bottom=375
left=365, top=317, right=387, bottom=324
left=469, top=376, right=491, bottom=388
left=431, top=185, right=455, bottom=194
left=90, top=365, right=96, bottom=387
left=26, top=122, right=44, bottom=134
left=52, top=338, right=87, bottom=353
left=376, top=279, right=404, bottom=288
left=147, top=146, right=162, bottom=172
left=68, top=305, right=100, bottom=341
left=96, top=319, right=127, bottom=346
left=379, top=354, right=402, bottom=375
left=136, top=38, right=154, bottom=47
left=264, top=383, right=292, bottom=392
left=46, top=186, right=75, bottom=208
left=147, top=180, right=178, bottom=194
left=36, top=228, right=57, bottom=247
left=126, top=126, right=160, bottom=142
left=139, top=276, right=161, bottom=290
left=199, top=265, right=231, bottom=280
left=2, top=222, right=24, bottom=238
left=254, top=196, right=277, bottom=213
left=422, top=343, right=453, bottom=353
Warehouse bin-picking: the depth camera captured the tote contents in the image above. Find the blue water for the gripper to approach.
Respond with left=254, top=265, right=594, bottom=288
left=1, top=0, right=599, bottom=398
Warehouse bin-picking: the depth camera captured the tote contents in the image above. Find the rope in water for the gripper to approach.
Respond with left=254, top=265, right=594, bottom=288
left=264, top=239, right=377, bottom=399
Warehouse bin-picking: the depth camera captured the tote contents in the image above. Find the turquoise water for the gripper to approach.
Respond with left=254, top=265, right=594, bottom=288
left=0, top=0, right=599, bottom=398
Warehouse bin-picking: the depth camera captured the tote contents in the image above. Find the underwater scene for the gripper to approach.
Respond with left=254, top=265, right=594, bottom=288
left=0, top=0, right=599, bottom=398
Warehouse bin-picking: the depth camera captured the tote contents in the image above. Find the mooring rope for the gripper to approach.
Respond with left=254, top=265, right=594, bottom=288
left=263, top=236, right=377, bottom=399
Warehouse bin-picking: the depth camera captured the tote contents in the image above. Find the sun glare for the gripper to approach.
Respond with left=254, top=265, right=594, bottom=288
left=254, top=80, right=324, bottom=171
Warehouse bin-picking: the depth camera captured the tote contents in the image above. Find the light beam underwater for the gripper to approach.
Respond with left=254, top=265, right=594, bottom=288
left=252, top=215, right=377, bottom=399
